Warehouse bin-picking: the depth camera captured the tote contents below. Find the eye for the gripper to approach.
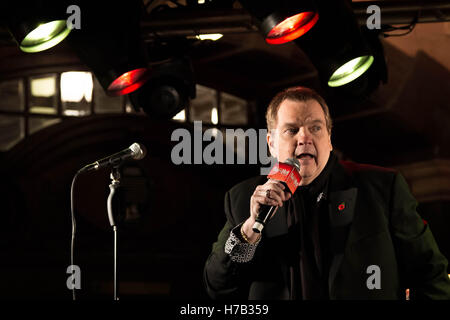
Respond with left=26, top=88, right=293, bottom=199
left=285, top=128, right=298, bottom=135
left=310, top=125, right=322, bottom=133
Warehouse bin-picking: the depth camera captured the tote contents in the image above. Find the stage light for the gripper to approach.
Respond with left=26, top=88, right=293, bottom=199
left=67, top=2, right=149, bottom=96
left=106, top=68, right=150, bottom=97
left=240, top=0, right=318, bottom=44
left=18, top=20, right=71, bottom=53
left=186, top=33, right=223, bottom=41
left=129, top=57, right=196, bottom=119
left=196, top=34, right=223, bottom=41
left=6, top=3, right=72, bottom=53
left=211, top=107, right=218, bottom=125
left=328, top=55, right=374, bottom=87
left=263, top=11, right=319, bottom=45
left=295, top=0, right=382, bottom=89
left=318, top=35, right=376, bottom=88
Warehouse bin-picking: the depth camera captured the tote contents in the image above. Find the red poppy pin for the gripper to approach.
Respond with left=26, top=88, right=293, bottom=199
left=338, top=202, right=345, bottom=212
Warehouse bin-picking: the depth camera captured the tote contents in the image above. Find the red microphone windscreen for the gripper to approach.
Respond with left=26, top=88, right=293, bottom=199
left=267, top=158, right=301, bottom=194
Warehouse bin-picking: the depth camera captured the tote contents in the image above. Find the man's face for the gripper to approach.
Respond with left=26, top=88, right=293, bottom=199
left=267, top=98, right=332, bottom=186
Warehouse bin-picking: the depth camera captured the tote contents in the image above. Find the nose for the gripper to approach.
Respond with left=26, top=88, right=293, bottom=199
left=297, top=127, right=312, bottom=146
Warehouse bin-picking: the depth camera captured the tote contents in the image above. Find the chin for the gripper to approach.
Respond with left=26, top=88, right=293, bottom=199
left=299, top=172, right=312, bottom=180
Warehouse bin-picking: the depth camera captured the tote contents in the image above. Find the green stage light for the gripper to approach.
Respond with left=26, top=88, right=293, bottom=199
left=328, top=55, right=374, bottom=87
left=293, top=1, right=385, bottom=92
left=20, top=20, right=71, bottom=53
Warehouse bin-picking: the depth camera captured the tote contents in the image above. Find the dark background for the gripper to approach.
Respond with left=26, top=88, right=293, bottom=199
left=0, top=0, right=449, bottom=300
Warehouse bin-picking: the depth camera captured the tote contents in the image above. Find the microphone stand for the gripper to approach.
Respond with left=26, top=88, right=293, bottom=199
left=107, top=166, right=121, bottom=301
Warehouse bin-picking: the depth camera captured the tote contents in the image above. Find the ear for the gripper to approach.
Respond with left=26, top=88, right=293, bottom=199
left=328, top=133, right=333, bottom=151
left=267, top=130, right=278, bottom=158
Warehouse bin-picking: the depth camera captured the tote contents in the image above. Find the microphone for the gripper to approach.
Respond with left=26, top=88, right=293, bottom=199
left=78, top=142, right=146, bottom=173
left=252, top=158, right=301, bottom=233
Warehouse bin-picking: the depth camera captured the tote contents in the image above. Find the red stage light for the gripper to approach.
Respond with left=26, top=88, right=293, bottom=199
left=266, top=11, right=319, bottom=45
left=107, top=68, right=150, bottom=96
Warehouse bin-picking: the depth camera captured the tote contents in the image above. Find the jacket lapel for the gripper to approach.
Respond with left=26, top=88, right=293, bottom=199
left=327, top=187, right=358, bottom=294
left=327, top=161, right=358, bottom=296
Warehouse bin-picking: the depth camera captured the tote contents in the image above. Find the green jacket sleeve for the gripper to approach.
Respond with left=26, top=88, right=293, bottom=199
left=203, top=191, right=255, bottom=299
left=390, top=173, right=450, bottom=299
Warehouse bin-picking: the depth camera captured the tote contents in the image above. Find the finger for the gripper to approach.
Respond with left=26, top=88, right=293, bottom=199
left=253, top=195, right=279, bottom=207
left=263, top=189, right=284, bottom=207
left=256, top=182, right=287, bottom=203
left=257, top=181, right=284, bottom=195
left=267, top=180, right=286, bottom=190
left=261, top=187, right=285, bottom=205
left=266, top=182, right=289, bottom=201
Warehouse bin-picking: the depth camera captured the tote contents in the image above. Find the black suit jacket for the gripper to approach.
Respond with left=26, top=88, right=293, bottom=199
left=204, top=160, right=450, bottom=300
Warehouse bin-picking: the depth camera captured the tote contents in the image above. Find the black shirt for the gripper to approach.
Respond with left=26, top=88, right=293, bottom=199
left=288, top=151, right=338, bottom=299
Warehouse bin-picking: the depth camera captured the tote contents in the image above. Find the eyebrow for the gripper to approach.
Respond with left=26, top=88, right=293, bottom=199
left=282, top=119, right=325, bottom=127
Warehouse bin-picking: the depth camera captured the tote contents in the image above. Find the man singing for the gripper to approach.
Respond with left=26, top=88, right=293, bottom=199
left=203, top=86, right=450, bottom=300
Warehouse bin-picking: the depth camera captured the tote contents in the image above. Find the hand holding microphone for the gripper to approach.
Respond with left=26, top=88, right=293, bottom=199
left=243, top=158, right=301, bottom=239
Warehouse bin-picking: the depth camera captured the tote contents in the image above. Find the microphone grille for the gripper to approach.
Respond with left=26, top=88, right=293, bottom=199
left=129, top=143, right=147, bottom=160
left=284, top=157, right=300, bottom=171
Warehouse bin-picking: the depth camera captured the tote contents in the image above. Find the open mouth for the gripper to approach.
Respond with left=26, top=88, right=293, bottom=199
left=296, top=153, right=315, bottom=160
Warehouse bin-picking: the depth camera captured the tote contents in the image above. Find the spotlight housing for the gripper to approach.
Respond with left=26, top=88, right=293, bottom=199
left=240, top=0, right=318, bottom=44
left=262, top=11, right=319, bottom=45
left=6, top=3, right=72, bottom=53
left=295, top=0, right=382, bottom=89
left=129, top=57, right=196, bottom=119
left=67, top=2, right=149, bottom=96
